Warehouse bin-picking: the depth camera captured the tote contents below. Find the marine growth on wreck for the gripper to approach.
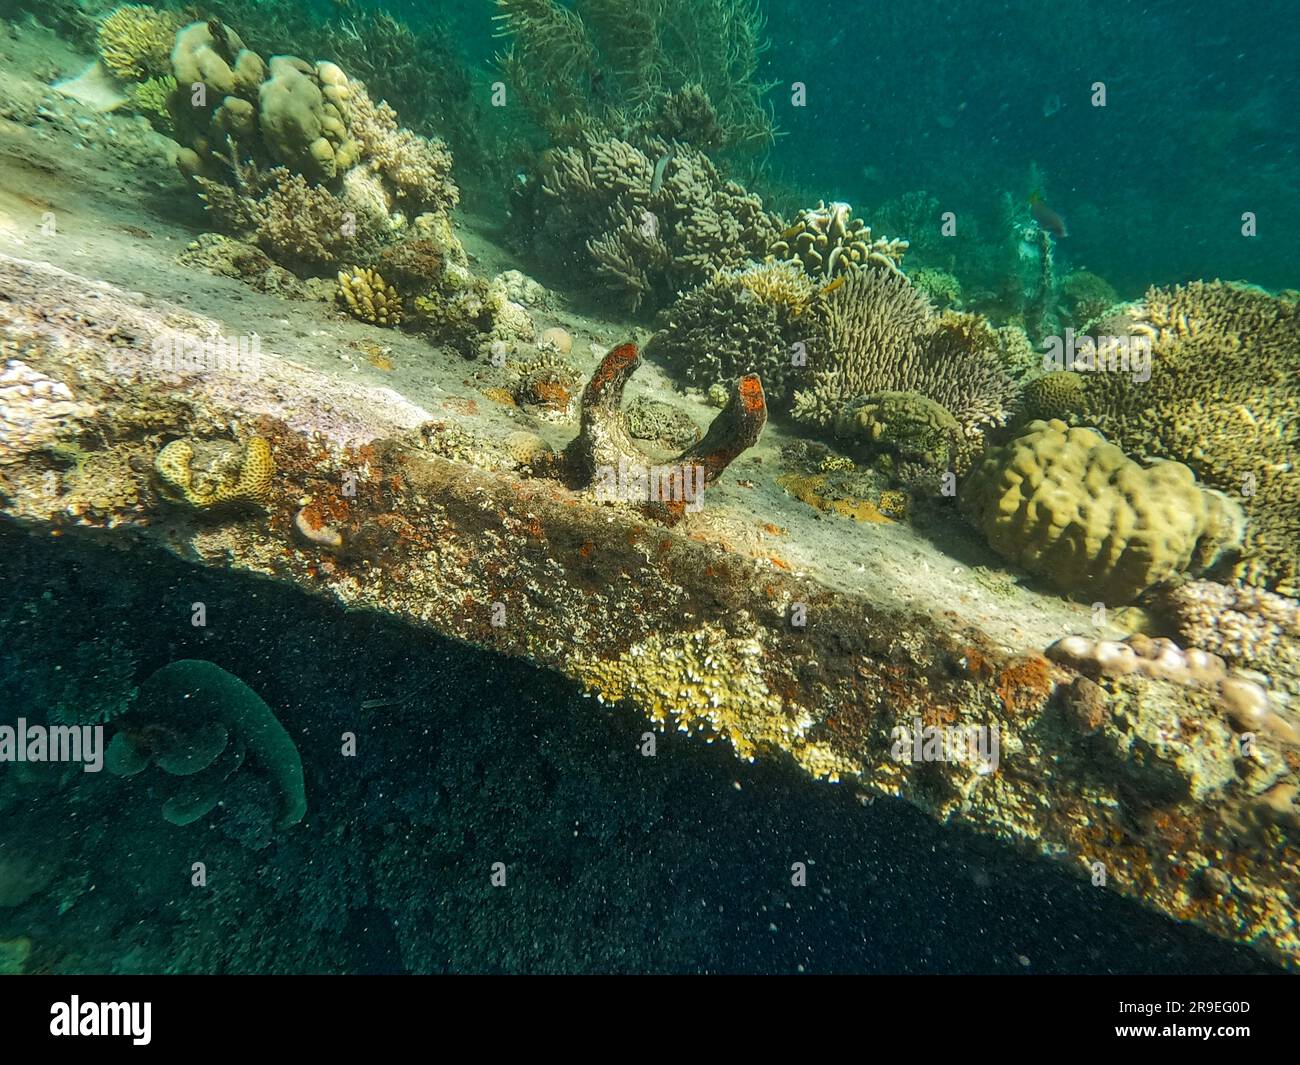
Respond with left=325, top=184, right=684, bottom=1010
left=0, top=0, right=1296, bottom=996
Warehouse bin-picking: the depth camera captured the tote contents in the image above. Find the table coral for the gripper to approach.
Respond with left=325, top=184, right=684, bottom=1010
left=961, top=419, right=1246, bottom=604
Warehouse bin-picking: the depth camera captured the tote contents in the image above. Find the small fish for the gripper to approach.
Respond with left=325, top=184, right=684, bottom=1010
left=820, top=274, right=846, bottom=296
left=1029, top=192, right=1068, bottom=238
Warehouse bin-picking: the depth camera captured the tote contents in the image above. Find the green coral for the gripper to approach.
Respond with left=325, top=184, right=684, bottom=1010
left=960, top=419, right=1247, bottom=604
left=1060, top=269, right=1118, bottom=328
left=911, top=267, right=963, bottom=309
left=1081, top=282, right=1300, bottom=593
left=96, top=4, right=181, bottom=81
left=113, top=659, right=307, bottom=830
left=833, top=391, right=962, bottom=471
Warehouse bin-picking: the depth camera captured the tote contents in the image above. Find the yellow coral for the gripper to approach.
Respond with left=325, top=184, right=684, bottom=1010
left=97, top=5, right=181, bottom=81
left=572, top=624, right=858, bottom=781
left=155, top=436, right=275, bottom=509
left=961, top=419, right=1246, bottom=604
left=1084, top=282, right=1300, bottom=592
left=337, top=266, right=403, bottom=326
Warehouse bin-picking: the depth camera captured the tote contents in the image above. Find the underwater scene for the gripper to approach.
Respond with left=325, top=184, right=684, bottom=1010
left=0, top=0, right=1297, bottom=982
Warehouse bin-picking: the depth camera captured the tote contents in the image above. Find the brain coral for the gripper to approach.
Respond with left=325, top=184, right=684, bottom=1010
left=960, top=419, right=1247, bottom=604
left=1082, top=281, right=1300, bottom=593
left=791, top=268, right=1019, bottom=443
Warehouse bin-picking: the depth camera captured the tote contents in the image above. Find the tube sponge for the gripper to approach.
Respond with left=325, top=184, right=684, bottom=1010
left=960, top=419, right=1246, bottom=603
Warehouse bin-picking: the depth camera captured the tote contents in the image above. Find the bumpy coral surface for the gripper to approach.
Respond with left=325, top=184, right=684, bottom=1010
left=792, top=268, right=1019, bottom=442
left=1016, top=369, right=1088, bottom=425
left=532, top=136, right=780, bottom=311
left=646, top=260, right=816, bottom=404
left=961, top=419, right=1246, bottom=604
left=768, top=200, right=908, bottom=278
left=1082, top=282, right=1300, bottom=593
left=154, top=436, right=275, bottom=510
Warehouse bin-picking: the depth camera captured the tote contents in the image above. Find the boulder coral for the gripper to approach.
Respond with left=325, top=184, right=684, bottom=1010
left=1081, top=281, right=1300, bottom=593
left=960, top=419, right=1246, bottom=604
left=162, top=19, right=457, bottom=275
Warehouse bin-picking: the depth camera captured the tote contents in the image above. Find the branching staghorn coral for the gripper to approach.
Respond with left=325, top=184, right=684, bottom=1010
left=1081, top=282, right=1300, bottom=593
left=791, top=268, right=1020, bottom=445
left=494, top=0, right=776, bottom=152
left=533, top=135, right=779, bottom=310
left=96, top=4, right=182, bottom=81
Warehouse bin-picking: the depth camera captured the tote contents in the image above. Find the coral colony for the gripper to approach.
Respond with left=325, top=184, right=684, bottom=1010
left=0, top=0, right=1296, bottom=979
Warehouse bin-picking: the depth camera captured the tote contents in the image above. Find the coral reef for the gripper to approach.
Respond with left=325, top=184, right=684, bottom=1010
left=337, top=266, right=402, bottom=326
left=1046, top=634, right=1297, bottom=744
left=1060, top=269, right=1118, bottom=328
left=1015, top=369, right=1088, bottom=425
left=529, top=136, right=780, bottom=311
left=1081, top=282, right=1300, bottom=593
left=767, top=200, right=908, bottom=279
left=0, top=360, right=94, bottom=465
left=790, top=268, right=1019, bottom=444
left=160, top=19, right=458, bottom=278
left=494, top=0, right=777, bottom=152
left=154, top=436, right=275, bottom=510
left=1158, top=580, right=1300, bottom=683
left=96, top=4, right=181, bottom=81
left=561, top=341, right=766, bottom=521
left=833, top=391, right=962, bottom=473
left=961, top=420, right=1246, bottom=603
left=646, top=260, right=816, bottom=404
